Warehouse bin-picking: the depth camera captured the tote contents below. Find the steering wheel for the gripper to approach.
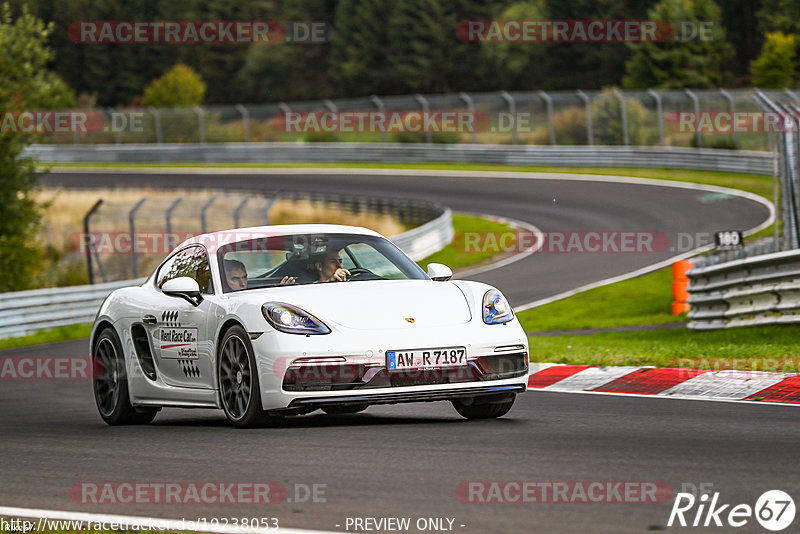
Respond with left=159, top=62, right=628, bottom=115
left=346, top=267, right=374, bottom=280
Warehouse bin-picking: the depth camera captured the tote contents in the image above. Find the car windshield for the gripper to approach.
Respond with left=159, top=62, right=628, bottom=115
left=217, top=232, right=427, bottom=293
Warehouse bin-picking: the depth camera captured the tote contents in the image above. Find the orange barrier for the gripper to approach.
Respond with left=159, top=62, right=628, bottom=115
left=672, top=260, right=692, bottom=315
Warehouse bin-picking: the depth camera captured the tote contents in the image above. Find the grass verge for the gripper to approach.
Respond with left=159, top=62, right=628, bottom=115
left=0, top=323, right=92, bottom=351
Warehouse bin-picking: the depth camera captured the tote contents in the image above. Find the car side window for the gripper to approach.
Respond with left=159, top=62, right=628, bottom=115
left=157, top=246, right=213, bottom=294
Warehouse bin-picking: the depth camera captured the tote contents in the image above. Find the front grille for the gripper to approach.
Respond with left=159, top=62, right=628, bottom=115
left=282, top=353, right=528, bottom=392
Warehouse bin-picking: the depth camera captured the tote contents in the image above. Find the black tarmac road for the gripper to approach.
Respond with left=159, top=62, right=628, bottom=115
left=1, top=169, right=787, bottom=534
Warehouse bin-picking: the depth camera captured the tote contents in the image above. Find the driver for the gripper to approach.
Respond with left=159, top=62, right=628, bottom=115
left=313, top=249, right=350, bottom=282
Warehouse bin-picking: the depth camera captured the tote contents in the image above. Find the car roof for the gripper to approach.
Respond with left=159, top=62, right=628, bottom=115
left=177, top=224, right=385, bottom=253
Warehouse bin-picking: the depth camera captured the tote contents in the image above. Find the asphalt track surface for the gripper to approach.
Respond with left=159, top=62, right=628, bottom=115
left=1, top=169, right=789, bottom=533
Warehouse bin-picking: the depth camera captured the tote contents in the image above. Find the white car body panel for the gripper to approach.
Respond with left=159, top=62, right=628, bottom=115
left=91, top=224, right=529, bottom=415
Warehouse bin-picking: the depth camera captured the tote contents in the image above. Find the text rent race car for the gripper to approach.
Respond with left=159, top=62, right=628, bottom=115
left=90, top=225, right=529, bottom=427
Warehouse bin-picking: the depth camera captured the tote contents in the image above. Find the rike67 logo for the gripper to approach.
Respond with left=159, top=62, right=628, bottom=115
left=668, top=490, right=795, bottom=531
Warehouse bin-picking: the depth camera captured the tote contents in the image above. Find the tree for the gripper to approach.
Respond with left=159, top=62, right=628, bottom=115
left=0, top=3, right=75, bottom=291
left=481, top=1, right=548, bottom=89
left=329, top=0, right=397, bottom=96
left=387, top=0, right=449, bottom=93
left=592, top=87, right=649, bottom=145
left=750, top=32, right=796, bottom=88
left=142, top=63, right=206, bottom=107
left=623, top=0, right=733, bottom=89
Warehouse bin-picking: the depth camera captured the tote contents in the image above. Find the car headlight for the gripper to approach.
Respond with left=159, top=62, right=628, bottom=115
left=483, top=289, right=514, bottom=324
left=262, top=302, right=331, bottom=335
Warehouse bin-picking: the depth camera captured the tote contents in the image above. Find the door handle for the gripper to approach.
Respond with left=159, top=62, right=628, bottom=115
left=143, top=315, right=157, bottom=324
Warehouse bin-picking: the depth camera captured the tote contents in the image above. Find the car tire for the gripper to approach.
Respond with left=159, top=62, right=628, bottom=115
left=322, top=404, right=369, bottom=415
left=93, top=327, right=158, bottom=425
left=218, top=325, right=278, bottom=428
left=452, top=393, right=516, bottom=419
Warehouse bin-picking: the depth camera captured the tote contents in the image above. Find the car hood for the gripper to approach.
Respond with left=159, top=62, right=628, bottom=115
left=239, top=280, right=472, bottom=330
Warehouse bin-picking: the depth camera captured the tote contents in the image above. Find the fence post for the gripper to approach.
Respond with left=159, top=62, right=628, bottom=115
left=193, top=105, right=206, bottom=143
left=235, top=104, right=250, bottom=142
left=458, top=92, right=477, bottom=144
left=500, top=91, right=518, bottom=145
left=108, top=108, right=122, bottom=144
left=612, top=89, right=629, bottom=146
left=129, top=198, right=147, bottom=278
left=262, top=194, right=281, bottom=225
left=719, top=89, right=736, bottom=146
left=148, top=107, right=163, bottom=144
left=537, top=90, right=556, bottom=145
left=278, top=102, right=293, bottom=141
left=647, top=89, right=665, bottom=146
left=324, top=99, right=339, bottom=141
left=370, top=95, right=387, bottom=142
left=576, top=90, right=593, bottom=146
left=414, top=94, right=432, bottom=144
left=233, top=197, right=249, bottom=228
left=200, top=196, right=218, bottom=234
left=165, top=197, right=183, bottom=252
left=83, top=199, right=103, bottom=285
left=684, top=89, right=701, bottom=148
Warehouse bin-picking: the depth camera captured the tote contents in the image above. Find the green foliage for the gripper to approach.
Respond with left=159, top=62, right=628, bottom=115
left=551, top=106, right=589, bottom=145
left=481, top=1, right=548, bottom=88
left=329, top=0, right=398, bottom=96
left=142, top=63, right=206, bottom=107
left=623, top=0, right=733, bottom=89
left=0, top=3, right=74, bottom=292
left=757, top=0, right=800, bottom=37
left=750, top=32, right=796, bottom=89
left=591, top=88, right=649, bottom=146
left=387, top=0, right=449, bottom=93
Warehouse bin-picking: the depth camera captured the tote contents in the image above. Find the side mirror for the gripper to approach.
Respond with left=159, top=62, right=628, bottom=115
left=161, top=276, right=203, bottom=306
left=427, top=263, right=453, bottom=282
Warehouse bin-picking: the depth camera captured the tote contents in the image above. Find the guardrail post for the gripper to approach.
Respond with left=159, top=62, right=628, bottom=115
left=129, top=198, right=147, bottom=278
left=193, top=105, right=206, bottom=143
left=233, top=197, right=249, bottom=228
left=324, top=99, right=339, bottom=141
left=165, top=197, right=183, bottom=252
left=612, top=89, right=629, bottom=146
left=235, top=104, right=251, bottom=142
left=148, top=107, right=163, bottom=144
left=647, top=89, right=665, bottom=146
left=576, top=90, right=593, bottom=146
left=769, top=131, right=780, bottom=251
left=458, top=92, right=477, bottom=143
left=108, top=108, right=121, bottom=144
left=684, top=89, right=701, bottom=148
left=500, top=91, right=518, bottom=145
left=414, top=94, right=432, bottom=144
left=538, top=90, right=556, bottom=145
left=719, top=89, right=736, bottom=146
left=370, top=95, right=387, bottom=142
left=278, top=102, right=293, bottom=141
left=83, top=199, right=103, bottom=285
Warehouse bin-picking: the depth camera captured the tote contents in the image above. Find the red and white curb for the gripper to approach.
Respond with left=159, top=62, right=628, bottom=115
left=528, top=363, right=800, bottom=404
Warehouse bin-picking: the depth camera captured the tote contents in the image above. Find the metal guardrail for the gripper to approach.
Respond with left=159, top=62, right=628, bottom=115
left=0, top=209, right=453, bottom=339
left=26, top=144, right=774, bottom=175
left=687, top=249, right=800, bottom=330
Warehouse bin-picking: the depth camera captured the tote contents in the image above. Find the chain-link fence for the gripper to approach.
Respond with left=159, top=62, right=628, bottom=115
left=83, top=190, right=448, bottom=283
left=35, top=88, right=800, bottom=151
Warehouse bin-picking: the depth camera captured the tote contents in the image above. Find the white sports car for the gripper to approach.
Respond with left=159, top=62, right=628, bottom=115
left=90, top=224, right=529, bottom=427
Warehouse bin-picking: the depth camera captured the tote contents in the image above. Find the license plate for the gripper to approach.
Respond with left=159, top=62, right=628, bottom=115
left=386, top=347, right=466, bottom=370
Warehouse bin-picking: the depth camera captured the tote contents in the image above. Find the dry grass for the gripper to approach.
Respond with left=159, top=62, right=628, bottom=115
left=35, top=188, right=406, bottom=257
